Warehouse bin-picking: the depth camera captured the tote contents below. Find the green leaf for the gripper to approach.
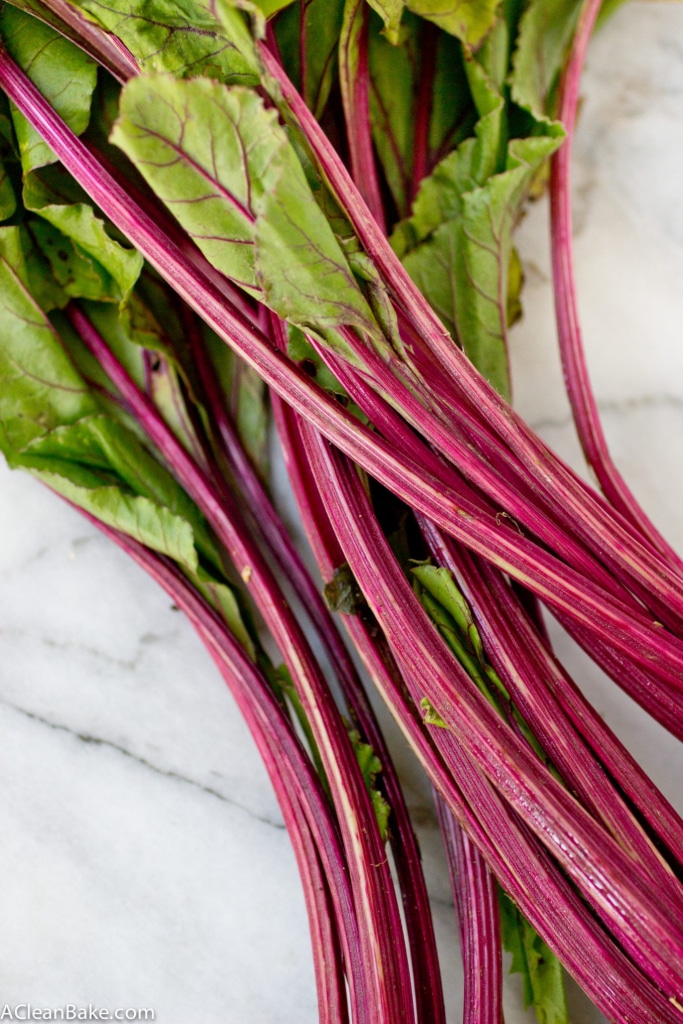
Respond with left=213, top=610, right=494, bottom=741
left=274, top=0, right=346, bottom=118
left=29, top=219, right=120, bottom=303
left=367, top=13, right=471, bottom=219
left=0, top=253, right=98, bottom=452
left=402, top=132, right=560, bottom=400
left=112, top=75, right=377, bottom=339
left=1, top=5, right=98, bottom=175
left=499, top=891, right=570, bottom=1024
left=0, top=222, right=66, bottom=312
left=195, top=565, right=258, bottom=661
left=404, top=0, right=501, bottom=49
left=68, top=0, right=259, bottom=82
left=420, top=697, right=449, bottom=728
left=390, top=21, right=508, bottom=251
left=365, top=0, right=404, bottom=44
left=30, top=200, right=143, bottom=307
left=252, top=0, right=295, bottom=15
left=509, top=0, right=583, bottom=122
left=348, top=728, right=390, bottom=840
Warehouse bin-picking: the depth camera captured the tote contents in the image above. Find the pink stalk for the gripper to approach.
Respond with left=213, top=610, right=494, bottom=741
left=304, top=430, right=683, bottom=998
left=189, top=303, right=446, bottom=1024
left=435, top=794, right=503, bottom=1024
left=296, top=425, right=683, bottom=1022
left=453, top=547, right=683, bottom=865
left=550, top=0, right=683, bottom=572
left=419, top=519, right=683, bottom=893
left=67, top=304, right=414, bottom=1024
left=339, top=0, right=386, bottom=231
left=268, top=314, right=447, bottom=1024
left=5, top=50, right=683, bottom=709
left=74, top=515, right=359, bottom=1024
left=259, top=42, right=683, bottom=625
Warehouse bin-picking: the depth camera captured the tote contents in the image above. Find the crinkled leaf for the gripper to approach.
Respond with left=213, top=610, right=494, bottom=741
left=0, top=222, right=66, bottom=311
left=1, top=5, right=97, bottom=174
left=510, top=0, right=582, bottom=122
left=68, top=0, right=259, bottom=81
left=348, top=728, right=390, bottom=840
left=500, top=891, right=569, bottom=1024
left=367, top=19, right=417, bottom=216
left=428, top=24, right=475, bottom=158
left=392, top=16, right=507, bottom=253
left=365, top=0, right=404, bottom=44
left=112, top=75, right=377, bottom=340
left=404, top=0, right=501, bottom=49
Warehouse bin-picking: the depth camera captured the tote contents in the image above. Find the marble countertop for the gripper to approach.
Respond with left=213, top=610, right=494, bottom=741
left=2, top=4, right=683, bottom=1021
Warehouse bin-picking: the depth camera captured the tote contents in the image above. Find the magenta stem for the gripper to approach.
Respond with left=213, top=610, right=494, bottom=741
left=435, top=794, right=503, bottom=1024
left=550, top=0, right=683, bottom=573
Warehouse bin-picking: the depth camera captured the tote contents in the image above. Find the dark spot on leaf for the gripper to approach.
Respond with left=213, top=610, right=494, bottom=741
left=57, top=250, right=69, bottom=262
left=334, top=393, right=349, bottom=408
left=324, top=563, right=365, bottom=615
left=300, top=358, right=317, bottom=378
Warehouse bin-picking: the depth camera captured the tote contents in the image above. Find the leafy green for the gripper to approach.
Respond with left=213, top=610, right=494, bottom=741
left=68, top=0, right=259, bottom=81
left=404, top=0, right=501, bottom=49
left=365, top=0, right=404, bottom=44
left=252, top=0, right=295, bottom=15
left=412, top=564, right=483, bottom=659
left=0, top=8, right=143, bottom=306
left=0, top=249, right=255, bottom=654
left=367, top=12, right=471, bottom=218
left=393, top=15, right=564, bottom=400
left=275, top=0, right=346, bottom=118
left=0, top=252, right=97, bottom=451
left=420, top=697, right=449, bottom=728
left=28, top=196, right=143, bottom=307
left=1, top=5, right=98, bottom=174
left=509, top=0, right=583, bottom=122
left=112, top=75, right=378, bottom=342
left=500, top=891, right=569, bottom=1024
left=348, top=728, right=390, bottom=840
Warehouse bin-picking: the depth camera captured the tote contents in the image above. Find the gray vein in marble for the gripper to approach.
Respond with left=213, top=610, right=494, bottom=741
left=0, top=625, right=176, bottom=672
left=530, top=391, right=683, bottom=432
left=2, top=699, right=286, bottom=831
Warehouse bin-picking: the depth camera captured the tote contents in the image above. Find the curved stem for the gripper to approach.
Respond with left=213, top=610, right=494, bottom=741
left=550, top=0, right=683, bottom=572
left=67, top=303, right=413, bottom=1024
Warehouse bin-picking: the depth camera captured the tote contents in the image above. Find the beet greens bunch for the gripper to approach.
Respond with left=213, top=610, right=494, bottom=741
left=0, top=0, right=682, bottom=1021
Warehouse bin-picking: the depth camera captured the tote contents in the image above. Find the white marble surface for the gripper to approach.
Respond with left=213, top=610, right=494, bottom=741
left=2, top=4, right=683, bottom=1021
